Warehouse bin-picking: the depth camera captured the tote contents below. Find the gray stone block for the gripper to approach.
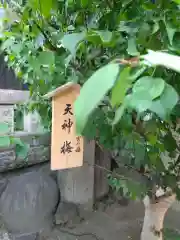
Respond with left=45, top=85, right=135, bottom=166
left=0, top=171, right=59, bottom=234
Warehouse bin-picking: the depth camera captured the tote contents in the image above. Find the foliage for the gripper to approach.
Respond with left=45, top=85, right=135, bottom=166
left=164, top=228, right=180, bottom=240
left=0, top=123, right=29, bottom=158
left=1, top=0, right=180, bottom=200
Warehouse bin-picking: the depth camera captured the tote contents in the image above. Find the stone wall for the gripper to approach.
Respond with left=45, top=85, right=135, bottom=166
left=0, top=132, right=50, bottom=172
left=0, top=132, right=111, bottom=239
left=0, top=132, right=55, bottom=239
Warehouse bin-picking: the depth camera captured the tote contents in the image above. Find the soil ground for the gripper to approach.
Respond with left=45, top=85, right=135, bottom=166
left=1, top=198, right=180, bottom=240
left=39, top=200, right=180, bottom=240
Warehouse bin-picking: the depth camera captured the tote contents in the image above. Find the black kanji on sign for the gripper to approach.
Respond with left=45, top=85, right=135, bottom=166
left=75, top=146, right=81, bottom=152
left=63, top=104, right=73, bottom=115
left=76, top=136, right=80, bottom=144
left=61, top=118, right=73, bottom=133
left=75, top=136, right=81, bottom=152
left=61, top=141, right=73, bottom=154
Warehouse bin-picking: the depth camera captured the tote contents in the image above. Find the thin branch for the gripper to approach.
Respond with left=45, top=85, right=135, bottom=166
left=34, top=21, right=58, bottom=51
left=114, top=57, right=140, bottom=67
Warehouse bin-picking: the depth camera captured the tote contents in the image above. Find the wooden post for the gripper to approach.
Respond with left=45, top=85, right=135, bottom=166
left=44, top=83, right=95, bottom=209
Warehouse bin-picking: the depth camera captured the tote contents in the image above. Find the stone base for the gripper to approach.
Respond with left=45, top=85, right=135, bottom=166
left=0, top=166, right=59, bottom=235
left=55, top=202, right=82, bottom=228
left=11, top=233, right=37, bottom=240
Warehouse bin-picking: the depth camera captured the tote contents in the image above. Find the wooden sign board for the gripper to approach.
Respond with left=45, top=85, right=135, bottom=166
left=44, top=83, right=84, bottom=170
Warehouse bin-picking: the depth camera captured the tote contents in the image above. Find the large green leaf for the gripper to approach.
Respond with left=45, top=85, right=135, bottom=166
left=61, top=32, right=86, bottom=55
left=133, top=76, right=165, bottom=100
left=143, top=50, right=180, bottom=74
left=149, top=84, right=179, bottom=119
left=128, top=91, right=153, bottom=113
left=111, top=67, right=131, bottom=107
left=74, top=63, right=120, bottom=134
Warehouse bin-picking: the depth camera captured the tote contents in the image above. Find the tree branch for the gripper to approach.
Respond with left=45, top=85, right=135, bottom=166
left=34, top=21, right=59, bottom=52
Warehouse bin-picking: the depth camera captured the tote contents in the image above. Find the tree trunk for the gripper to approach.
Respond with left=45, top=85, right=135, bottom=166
left=141, top=194, right=175, bottom=240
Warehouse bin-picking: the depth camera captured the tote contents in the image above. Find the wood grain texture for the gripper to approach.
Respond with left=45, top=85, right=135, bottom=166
left=51, top=84, right=84, bottom=170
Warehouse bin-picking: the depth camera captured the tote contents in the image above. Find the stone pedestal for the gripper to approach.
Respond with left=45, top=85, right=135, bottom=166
left=0, top=105, right=14, bottom=133
left=0, top=89, right=29, bottom=133
left=23, top=111, right=44, bottom=133
left=57, top=139, right=95, bottom=210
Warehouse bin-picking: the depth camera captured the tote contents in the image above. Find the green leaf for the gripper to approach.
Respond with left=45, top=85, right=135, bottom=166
left=163, top=133, right=177, bottom=152
left=37, top=51, right=55, bottom=66
left=128, top=91, right=153, bottom=113
left=15, top=143, right=29, bottom=159
left=12, top=138, right=29, bottom=159
left=111, top=67, right=131, bottom=107
left=11, top=137, right=24, bottom=146
left=1, top=38, right=15, bottom=50
left=175, top=187, right=180, bottom=201
left=30, top=0, right=54, bottom=18
left=61, top=32, right=86, bottom=55
left=143, top=50, right=180, bottom=74
left=166, top=24, right=176, bottom=45
left=130, top=66, right=147, bottom=82
left=74, top=63, right=120, bottom=134
left=152, top=21, right=160, bottom=34
left=127, top=38, right=139, bottom=56
left=81, top=0, right=88, bottom=7
left=97, top=31, right=113, bottom=43
left=149, top=101, right=166, bottom=119
left=133, top=76, right=165, bottom=100
left=112, top=103, right=126, bottom=125
left=146, top=133, right=158, bottom=145
left=0, top=123, right=9, bottom=134
left=149, top=84, right=179, bottom=119
left=172, top=0, right=180, bottom=4
left=0, top=136, right=10, bottom=147
left=164, top=228, right=180, bottom=240
left=134, top=141, right=146, bottom=167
